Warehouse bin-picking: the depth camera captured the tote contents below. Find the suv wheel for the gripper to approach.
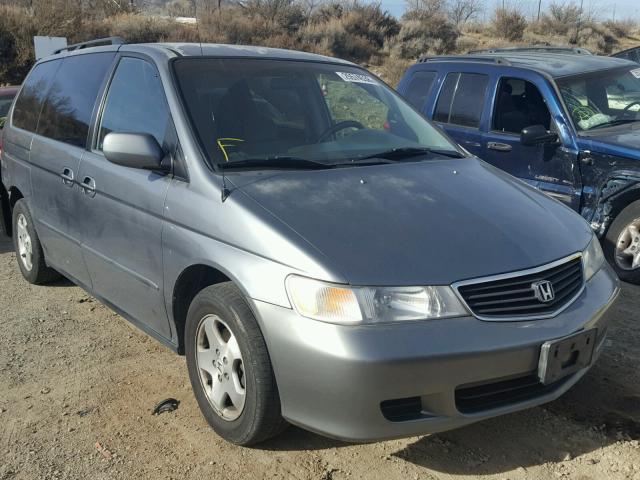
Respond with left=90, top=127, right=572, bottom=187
left=185, top=282, right=287, bottom=445
left=604, top=199, right=640, bottom=284
left=12, top=200, right=60, bottom=284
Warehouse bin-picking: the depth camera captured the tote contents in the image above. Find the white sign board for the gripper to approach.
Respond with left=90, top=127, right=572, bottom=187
left=34, top=36, right=67, bottom=60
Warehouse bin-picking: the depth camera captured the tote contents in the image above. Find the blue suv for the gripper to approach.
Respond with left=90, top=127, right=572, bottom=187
left=398, top=52, right=640, bottom=283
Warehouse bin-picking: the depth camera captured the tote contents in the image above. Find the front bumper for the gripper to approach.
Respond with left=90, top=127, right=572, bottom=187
left=249, top=264, right=620, bottom=442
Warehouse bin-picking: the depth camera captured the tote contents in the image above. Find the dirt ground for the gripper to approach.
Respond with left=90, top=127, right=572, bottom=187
left=0, top=229, right=639, bottom=480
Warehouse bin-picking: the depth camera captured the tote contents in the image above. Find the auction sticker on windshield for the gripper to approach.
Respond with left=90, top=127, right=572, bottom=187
left=336, top=72, right=378, bottom=85
left=631, top=68, right=640, bottom=79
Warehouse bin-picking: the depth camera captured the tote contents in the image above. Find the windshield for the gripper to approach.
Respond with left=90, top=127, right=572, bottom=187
left=173, top=58, right=460, bottom=168
left=557, top=66, right=640, bottom=131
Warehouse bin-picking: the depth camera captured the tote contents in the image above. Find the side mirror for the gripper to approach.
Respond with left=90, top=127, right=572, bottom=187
left=520, top=125, right=559, bottom=146
left=103, top=132, right=166, bottom=171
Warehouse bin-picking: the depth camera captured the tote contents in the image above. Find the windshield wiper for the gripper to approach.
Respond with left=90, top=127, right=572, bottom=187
left=590, top=119, right=640, bottom=130
left=219, top=156, right=332, bottom=170
left=359, top=147, right=465, bottom=161
left=331, top=158, right=396, bottom=167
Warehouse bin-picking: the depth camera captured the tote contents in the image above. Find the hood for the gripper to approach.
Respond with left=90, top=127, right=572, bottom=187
left=232, top=159, right=593, bottom=286
left=581, top=124, right=640, bottom=161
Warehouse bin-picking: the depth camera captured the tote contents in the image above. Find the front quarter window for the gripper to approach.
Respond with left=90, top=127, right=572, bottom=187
left=172, top=58, right=460, bottom=168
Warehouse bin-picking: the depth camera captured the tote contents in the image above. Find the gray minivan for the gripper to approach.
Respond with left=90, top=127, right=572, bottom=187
left=0, top=39, right=620, bottom=445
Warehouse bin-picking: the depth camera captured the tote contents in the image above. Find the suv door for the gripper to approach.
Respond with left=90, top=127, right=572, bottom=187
left=77, top=55, right=173, bottom=338
left=482, top=76, right=582, bottom=210
left=28, top=53, right=115, bottom=285
left=431, top=72, right=489, bottom=157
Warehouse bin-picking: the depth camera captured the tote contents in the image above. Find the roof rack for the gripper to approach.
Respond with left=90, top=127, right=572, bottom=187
left=418, top=55, right=512, bottom=66
left=468, top=46, right=593, bottom=55
left=53, top=36, right=125, bottom=55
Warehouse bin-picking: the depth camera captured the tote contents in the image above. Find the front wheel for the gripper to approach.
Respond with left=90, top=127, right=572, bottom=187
left=185, top=282, right=287, bottom=445
left=604, top=199, right=640, bottom=284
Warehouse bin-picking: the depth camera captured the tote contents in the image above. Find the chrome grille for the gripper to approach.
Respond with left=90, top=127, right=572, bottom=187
left=455, top=255, right=584, bottom=320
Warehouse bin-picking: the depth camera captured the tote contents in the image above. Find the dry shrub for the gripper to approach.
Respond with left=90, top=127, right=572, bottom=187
left=603, top=20, right=636, bottom=39
left=373, top=56, right=412, bottom=87
left=299, top=18, right=377, bottom=62
left=491, top=7, right=527, bottom=41
left=455, top=34, right=479, bottom=53
left=460, top=20, right=484, bottom=34
left=386, top=15, right=458, bottom=59
left=574, top=23, right=618, bottom=54
left=530, top=1, right=580, bottom=36
left=303, top=1, right=399, bottom=61
left=104, top=14, right=178, bottom=43
left=166, top=0, right=195, bottom=17
left=200, top=8, right=277, bottom=44
left=0, top=5, right=34, bottom=84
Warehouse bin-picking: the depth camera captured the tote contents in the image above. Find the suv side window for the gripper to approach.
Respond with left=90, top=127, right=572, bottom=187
left=493, top=77, right=551, bottom=134
left=12, top=60, right=61, bottom=132
left=37, top=53, right=115, bottom=147
left=434, top=72, right=488, bottom=128
left=404, top=71, right=437, bottom=111
left=98, top=57, right=170, bottom=150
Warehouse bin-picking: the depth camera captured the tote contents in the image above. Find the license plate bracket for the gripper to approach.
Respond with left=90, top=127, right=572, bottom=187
left=538, top=329, right=597, bottom=385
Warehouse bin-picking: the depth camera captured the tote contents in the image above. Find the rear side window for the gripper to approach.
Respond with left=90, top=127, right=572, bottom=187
left=434, top=72, right=488, bottom=128
left=98, top=57, right=170, bottom=150
left=404, top=71, right=437, bottom=111
left=37, top=53, right=115, bottom=147
left=12, top=60, right=61, bottom=132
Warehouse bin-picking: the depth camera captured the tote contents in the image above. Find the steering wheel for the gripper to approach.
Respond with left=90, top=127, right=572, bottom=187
left=316, top=120, right=365, bottom=143
left=623, top=101, right=640, bottom=113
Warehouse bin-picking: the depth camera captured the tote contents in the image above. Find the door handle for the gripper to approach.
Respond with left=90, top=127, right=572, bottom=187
left=80, top=176, right=96, bottom=198
left=463, top=140, right=481, bottom=148
left=487, top=142, right=513, bottom=152
left=60, top=167, right=74, bottom=186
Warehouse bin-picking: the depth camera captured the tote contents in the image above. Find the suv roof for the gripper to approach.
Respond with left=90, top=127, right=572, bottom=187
left=418, top=52, right=635, bottom=78
left=46, top=39, right=353, bottom=66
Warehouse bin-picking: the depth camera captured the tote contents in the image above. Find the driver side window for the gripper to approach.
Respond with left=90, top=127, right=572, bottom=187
left=98, top=57, right=170, bottom=151
left=492, top=78, right=551, bottom=134
left=318, top=74, right=389, bottom=131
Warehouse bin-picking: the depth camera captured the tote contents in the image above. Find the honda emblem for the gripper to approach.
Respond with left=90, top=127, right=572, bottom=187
left=532, top=280, right=555, bottom=303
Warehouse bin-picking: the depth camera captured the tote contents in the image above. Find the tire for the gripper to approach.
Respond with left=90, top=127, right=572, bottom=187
left=185, top=282, right=287, bottom=445
left=12, top=199, right=60, bottom=285
left=603, top=199, right=640, bottom=284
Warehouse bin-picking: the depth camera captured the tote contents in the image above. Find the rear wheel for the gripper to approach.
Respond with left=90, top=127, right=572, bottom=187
left=185, top=282, right=287, bottom=445
left=12, top=200, right=60, bottom=284
left=604, top=199, right=640, bottom=284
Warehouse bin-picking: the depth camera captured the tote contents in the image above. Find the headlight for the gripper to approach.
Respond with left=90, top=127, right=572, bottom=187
left=583, top=235, right=605, bottom=281
left=286, top=275, right=468, bottom=324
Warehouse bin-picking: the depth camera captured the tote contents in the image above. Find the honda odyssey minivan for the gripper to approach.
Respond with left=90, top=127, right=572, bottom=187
left=0, top=38, right=620, bottom=446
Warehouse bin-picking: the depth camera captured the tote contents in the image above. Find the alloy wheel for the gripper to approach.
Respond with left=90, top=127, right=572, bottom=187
left=615, top=218, right=640, bottom=271
left=16, top=213, right=33, bottom=271
left=195, top=314, right=246, bottom=421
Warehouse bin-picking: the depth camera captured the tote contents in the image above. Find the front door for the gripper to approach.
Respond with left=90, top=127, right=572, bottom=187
left=482, top=76, right=582, bottom=210
left=77, top=55, right=174, bottom=338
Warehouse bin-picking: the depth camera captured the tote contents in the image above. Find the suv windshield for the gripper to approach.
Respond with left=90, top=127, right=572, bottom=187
left=173, top=58, right=460, bottom=168
left=557, top=66, right=640, bottom=131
